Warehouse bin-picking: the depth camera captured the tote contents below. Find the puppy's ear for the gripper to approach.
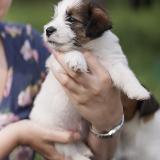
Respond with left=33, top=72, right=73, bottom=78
left=86, top=2, right=112, bottom=38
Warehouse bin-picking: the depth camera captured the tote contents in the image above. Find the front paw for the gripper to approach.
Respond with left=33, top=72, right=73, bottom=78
left=64, top=51, right=88, bottom=72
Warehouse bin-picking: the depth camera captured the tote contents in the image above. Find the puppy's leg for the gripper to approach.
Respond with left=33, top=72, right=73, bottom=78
left=108, top=63, right=150, bottom=100
left=64, top=51, right=88, bottom=72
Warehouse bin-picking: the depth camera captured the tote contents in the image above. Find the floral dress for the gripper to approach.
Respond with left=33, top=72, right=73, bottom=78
left=0, top=22, right=50, bottom=160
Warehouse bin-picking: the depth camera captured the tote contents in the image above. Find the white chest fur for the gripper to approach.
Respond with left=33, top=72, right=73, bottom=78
left=30, top=70, right=82, bottom=130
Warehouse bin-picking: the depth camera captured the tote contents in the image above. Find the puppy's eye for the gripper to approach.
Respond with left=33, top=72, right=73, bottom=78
left=66, top=16, right=77, bottom=23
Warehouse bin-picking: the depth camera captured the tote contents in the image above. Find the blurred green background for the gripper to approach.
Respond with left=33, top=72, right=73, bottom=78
left=5, top=0, right=160, bottom=101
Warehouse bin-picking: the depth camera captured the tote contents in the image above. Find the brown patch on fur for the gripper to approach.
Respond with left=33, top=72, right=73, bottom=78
left=143, top=114, right=154, bottom=123
left=67, top=0, right=112, bottom=46
left=85, top=1, right=112, bottom=38
left=121, top=93, right=160, bottom=122
left=67, top=4, right=91, bottom=46
left=121, top=93, right=138, bottom=121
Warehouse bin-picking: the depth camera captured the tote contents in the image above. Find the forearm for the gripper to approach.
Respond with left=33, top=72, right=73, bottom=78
left=88, top=103, right=124, bottom=160
left=0, top=124, right=18, bottom=159
left=88, top=132, right=120, bottom=160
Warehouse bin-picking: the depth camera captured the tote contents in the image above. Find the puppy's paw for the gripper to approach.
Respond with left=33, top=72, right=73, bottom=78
left=64, top=51, right=88, bottom=72
left=126, top=85, right=150, bottom=100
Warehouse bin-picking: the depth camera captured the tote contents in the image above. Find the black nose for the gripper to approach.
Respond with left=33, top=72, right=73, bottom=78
left=46, top=26, right=57, bottom=37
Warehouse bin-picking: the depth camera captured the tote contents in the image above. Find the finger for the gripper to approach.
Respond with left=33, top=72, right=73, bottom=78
left=45, top=129, right=80, bottom=144
left=54, top=51, right=94, bottom=87
left=39, top=144, right=56, bottom=160
left=52, top=69, right=86, bottom=94
left=54, top=52, right=82, bottom=80
left=64, top=88, right=90, bottom=106
left=84, top=51, right=112, bottom=84
left=84, top=51, right=106, bottom=75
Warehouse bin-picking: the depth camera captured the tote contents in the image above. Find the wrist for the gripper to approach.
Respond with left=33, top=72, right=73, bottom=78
left=93, top=94, right=124, bottom=132
left=90, top=114, right=124, bottom=139
left=93, top=110, right=124, bottom=133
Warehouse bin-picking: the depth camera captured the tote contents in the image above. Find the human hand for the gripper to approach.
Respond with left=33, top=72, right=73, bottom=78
left=51, top=51, right=123, bottom=160
left=52, top=51, right=123, bottom=131
left=13, top=120, right=80, bottom=160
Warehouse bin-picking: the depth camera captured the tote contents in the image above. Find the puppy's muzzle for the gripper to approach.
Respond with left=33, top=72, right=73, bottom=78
left=46, top=26, right=57, bottom=37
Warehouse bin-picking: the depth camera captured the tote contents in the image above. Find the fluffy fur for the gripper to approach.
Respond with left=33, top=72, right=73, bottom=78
left=114, top=110, right=160, bottom=160
left=30, top=0, right=151, bottom=159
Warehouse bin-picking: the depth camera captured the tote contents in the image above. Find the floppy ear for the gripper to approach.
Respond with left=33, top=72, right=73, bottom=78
left=86, top=2, right=112, bottom=38
left=139, top=95, right=160, bottom=117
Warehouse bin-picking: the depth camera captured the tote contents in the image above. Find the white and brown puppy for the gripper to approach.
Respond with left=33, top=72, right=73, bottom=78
left=30, top=0, right=150, bottom=159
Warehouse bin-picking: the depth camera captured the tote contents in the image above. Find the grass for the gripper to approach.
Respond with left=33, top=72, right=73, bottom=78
left=5, top=1, right=160, bottom=101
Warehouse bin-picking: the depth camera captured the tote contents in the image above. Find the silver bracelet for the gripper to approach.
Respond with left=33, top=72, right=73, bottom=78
left=90, top=115, right=124, bottom=139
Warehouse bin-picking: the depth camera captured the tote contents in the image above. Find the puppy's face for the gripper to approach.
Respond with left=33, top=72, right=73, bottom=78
left=44, top=0, right=112, bottom=52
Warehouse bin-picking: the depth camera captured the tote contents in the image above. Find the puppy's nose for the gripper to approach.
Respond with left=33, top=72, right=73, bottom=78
left=46, top=26, right=57, bottom=37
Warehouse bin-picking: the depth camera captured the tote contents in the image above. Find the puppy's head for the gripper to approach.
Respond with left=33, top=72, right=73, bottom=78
left=44, top=0, right=112, bottom=52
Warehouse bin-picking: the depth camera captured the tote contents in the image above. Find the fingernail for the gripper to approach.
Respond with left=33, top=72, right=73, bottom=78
left=73, top=132, right=81, bottom=141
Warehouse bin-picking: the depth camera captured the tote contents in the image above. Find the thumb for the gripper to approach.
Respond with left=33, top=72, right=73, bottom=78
left=45, top=130, right=81, bottom=144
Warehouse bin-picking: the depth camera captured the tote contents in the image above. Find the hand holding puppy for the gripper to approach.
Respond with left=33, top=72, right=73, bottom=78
left=53, top=51, right=123, bottom=132
left=53, top=51, right=124, bottom=160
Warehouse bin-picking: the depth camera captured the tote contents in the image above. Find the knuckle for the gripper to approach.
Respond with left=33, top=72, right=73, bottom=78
left=83, top=96, right=90, bottom=103
left=78, top=99, right=87, bottom=105
left=76, top=98, right=84, bottom=105
left=74, top=96, right=82, bottom=105
left=93, top=88, right=101, bottom=96
left=100, top=74, right=113, bottom=88
left=61, top=76, right=69, bottom=87
left=71, top=72, right=78, bottom=79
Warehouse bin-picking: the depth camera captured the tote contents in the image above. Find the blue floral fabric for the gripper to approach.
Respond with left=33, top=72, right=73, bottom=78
left=0, top=22, right=50, bottom=160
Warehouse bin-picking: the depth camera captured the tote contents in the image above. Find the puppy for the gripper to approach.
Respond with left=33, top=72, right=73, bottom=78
left=30, top=0, right=150, bottom=159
